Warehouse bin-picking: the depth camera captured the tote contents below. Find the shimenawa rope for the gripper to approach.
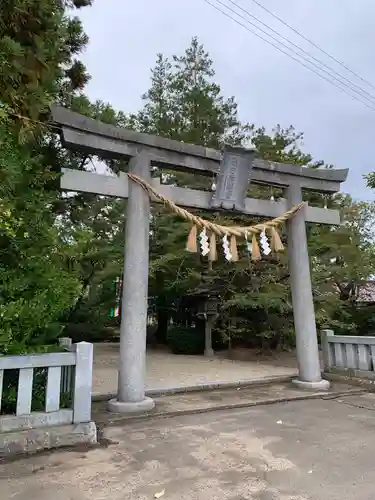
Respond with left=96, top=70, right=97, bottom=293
left=127, top=173, right=305, bottom=262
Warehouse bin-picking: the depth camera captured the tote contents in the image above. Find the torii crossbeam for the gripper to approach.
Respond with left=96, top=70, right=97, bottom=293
left=51, top=106, right=348, bottom=412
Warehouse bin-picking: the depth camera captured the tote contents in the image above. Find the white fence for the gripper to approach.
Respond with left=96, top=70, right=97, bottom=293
left=0, top=342, right=93, bottom=433
left=321, top=329, right=375, bottom=375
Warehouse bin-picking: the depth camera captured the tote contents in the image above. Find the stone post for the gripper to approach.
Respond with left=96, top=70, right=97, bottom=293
left=108, top=153, right=155, bottom=413
left=321, top=329, right=334, bottom=372
left=287, top=183, right=330, bottom=390
left=204, top=317, right=214, bottom=357
left=73, top=341, right=94, bottom=423
left=59, top=337, right=72, bottom=350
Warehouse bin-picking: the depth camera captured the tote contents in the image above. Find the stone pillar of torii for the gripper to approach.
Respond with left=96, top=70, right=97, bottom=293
left=52, top=106, right=348, bottom=413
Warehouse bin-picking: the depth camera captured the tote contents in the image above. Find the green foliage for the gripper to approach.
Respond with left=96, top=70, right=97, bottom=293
left=63, top=322, right=119, bottom=343
left=167, top=325, right=205, bottom=355
left=365, top=172, right=375, bottom=190
left=0, top=122, right=82, bottom=352
left=135, top=37, right=248, bottom=148
left=0, top=0, right=92, bottom=353
left=354, top=305, right=375, bottom=334
left=0, top=0, right=90, bottom=118
left=57, top=194, right=126, bottom=328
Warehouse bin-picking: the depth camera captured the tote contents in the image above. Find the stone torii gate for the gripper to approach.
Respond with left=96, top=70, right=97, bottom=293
left=51, top=106, right=348, bottom=413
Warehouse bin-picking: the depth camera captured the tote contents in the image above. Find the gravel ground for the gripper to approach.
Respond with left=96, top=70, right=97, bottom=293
left=92, top=344, right=298, bottom=396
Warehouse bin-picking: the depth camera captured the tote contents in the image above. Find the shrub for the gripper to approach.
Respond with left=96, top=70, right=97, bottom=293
left=167, top=325, right=205, bottom=355
left=63, top=322, right=119, bottom=343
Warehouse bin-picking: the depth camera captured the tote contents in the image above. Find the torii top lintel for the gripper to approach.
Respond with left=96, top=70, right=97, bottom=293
left=51, top=106, right=348, bottom=193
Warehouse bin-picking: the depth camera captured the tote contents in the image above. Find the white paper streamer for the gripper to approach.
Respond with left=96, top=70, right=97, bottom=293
left=260, top=230, right=271, bottom=256
left=199, top=228, right=210, bottom=256
left=222, top=234, right=232, bottom=261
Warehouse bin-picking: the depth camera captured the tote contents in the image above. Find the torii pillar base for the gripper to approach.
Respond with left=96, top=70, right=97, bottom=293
left=292, top=378, right=330, bottom=391
left=108, top=397, right=155, bottom=414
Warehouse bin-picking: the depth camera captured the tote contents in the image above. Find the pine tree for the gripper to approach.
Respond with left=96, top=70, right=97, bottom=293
left=137, top=38, right=252, bottom=342
left=0, top=0, right=91, bottom=123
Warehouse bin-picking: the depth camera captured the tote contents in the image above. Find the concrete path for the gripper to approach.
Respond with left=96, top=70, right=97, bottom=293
left=93, top=344, right=298, bottom=396
left=3, top=392, right=375, bottom=499
left=92, top=381, right=362, bottom=424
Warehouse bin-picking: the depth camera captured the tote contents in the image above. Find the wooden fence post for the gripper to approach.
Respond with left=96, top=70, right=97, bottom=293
left=73, top=342, right=93, bottom=423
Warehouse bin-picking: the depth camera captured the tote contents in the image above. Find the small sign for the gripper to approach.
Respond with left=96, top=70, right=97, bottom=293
left=210, top=148, right=254, bottom=212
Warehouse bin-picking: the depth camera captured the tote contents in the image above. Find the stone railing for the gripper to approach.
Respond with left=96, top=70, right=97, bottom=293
left=0, top=341, right=96, bottom=457
left=321, top=329, right=375, bottom=376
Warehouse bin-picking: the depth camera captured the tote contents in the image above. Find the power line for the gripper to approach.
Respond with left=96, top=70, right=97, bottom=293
left=225, top=0, right=375, bottom=105
left=246, top=0, right=375, bottom=92
left=206, top=0, right=375, bottom=108
left=203, top=0, right=375, bottom=112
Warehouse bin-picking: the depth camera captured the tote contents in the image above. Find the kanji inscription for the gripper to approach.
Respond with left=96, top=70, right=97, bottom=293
left=210, top=148, right=254, bottom=211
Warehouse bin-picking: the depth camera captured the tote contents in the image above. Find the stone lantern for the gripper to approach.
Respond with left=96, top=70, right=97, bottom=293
left=182, top=287, right=221, bottom=357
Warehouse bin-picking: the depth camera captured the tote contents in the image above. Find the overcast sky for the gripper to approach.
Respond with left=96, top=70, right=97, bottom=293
left=78, top=0, right=375, bottom=201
